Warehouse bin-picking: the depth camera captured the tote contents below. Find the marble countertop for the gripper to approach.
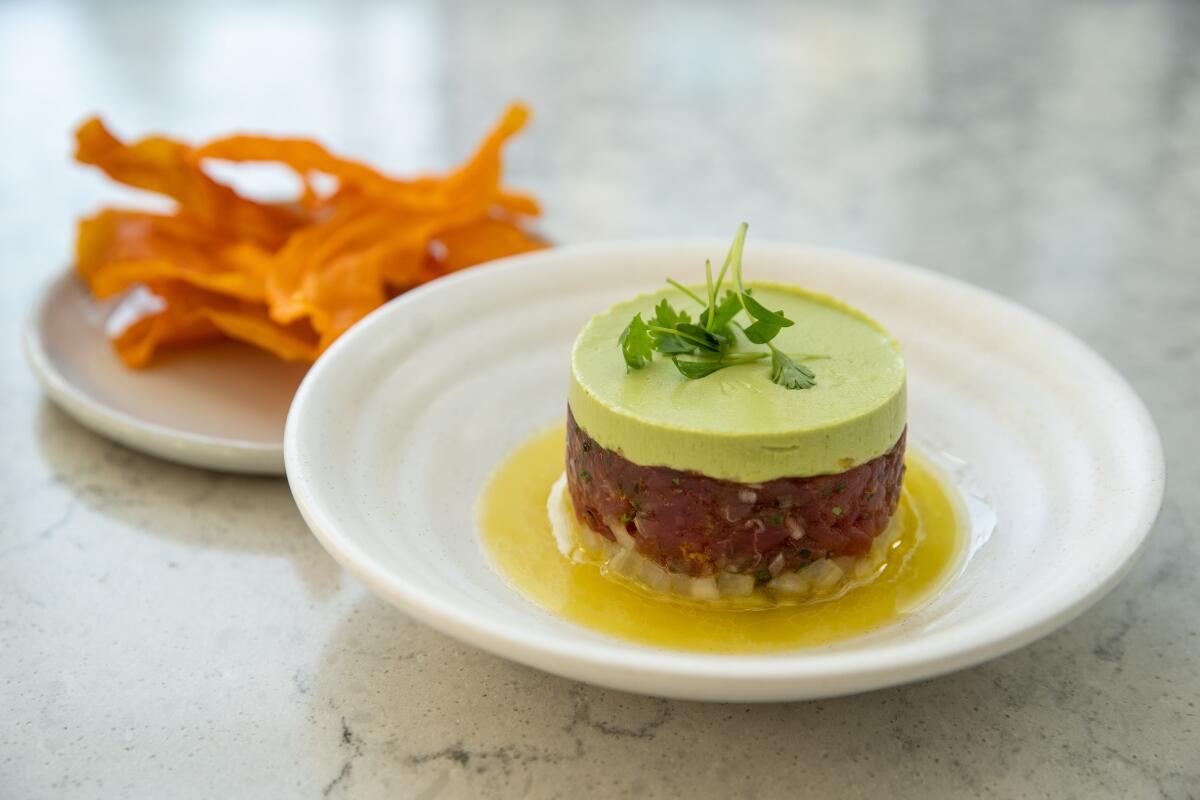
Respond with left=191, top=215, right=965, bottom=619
left=2, top=0, right=1197, bottom=797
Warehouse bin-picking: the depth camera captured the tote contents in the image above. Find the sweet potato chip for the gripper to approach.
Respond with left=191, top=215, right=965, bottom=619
left=262, top=199, right=392, bottom=325
left=112, top=282, right=318, bottom=367
left=193, top=104, right=534, bottom=217
left=112, top=294, right=223, bottom=368
left=78, top=210, right=269, bottom=302
left=73, top=103, right=547, bottom=367
left=433, top=216, right=548, bottom=273
left=495, top=191, right=541, bottom=217
left=303, top=252, right=386, bottom=351
left=75, top=119, right=305, bottom=248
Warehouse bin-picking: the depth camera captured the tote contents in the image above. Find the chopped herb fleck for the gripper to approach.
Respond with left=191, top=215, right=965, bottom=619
left=834, top=481, right=846, bottom=494
left=799, top=548, right=811, bottom=558
left=832, top=506, right=843, bottom=517
left=768, top=514, right=785, bottom=526
left=579, top=470, right=592, bottom=483
left=671, top=477, right=682, bottom=487
left=619, top=511, right=635, bottom=523
left=582, top=441, right=592, bottom=452
left=754, top=569, right=772, bottom=583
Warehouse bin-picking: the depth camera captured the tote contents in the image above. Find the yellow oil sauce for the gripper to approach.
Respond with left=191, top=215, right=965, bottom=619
left=479, top=425, right=965, bottom=653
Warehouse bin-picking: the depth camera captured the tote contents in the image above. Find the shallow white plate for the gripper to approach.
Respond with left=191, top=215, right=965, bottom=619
left=24, top=271, right=308, bottom=474
left=285, top=240, right=1164, bottom=702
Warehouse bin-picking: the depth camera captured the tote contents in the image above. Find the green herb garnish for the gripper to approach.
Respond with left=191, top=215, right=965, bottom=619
left=769, top=347, right=816, bottom=390
left=618, top=313, right=653, bottom=370
left=617, top=222, right=819, bottom=389
left=672, top=351, right=768, bottom=379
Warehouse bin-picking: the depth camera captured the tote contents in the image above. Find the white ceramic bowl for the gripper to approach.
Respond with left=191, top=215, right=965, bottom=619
left=285, top=240, right=1164, bottom=702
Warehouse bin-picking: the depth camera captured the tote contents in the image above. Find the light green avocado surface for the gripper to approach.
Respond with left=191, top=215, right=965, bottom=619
left=568, top=282, right=906, bottom=482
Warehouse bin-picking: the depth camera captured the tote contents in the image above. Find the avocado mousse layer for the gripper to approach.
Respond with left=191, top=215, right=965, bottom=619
left=569, top=282, right=906, bottom=483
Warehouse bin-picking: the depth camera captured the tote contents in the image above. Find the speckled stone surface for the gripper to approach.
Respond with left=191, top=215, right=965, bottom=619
left=2, top=0, right=1197, bottom=797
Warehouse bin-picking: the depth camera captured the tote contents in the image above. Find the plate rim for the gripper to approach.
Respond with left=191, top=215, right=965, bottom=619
left=23, top=269, right=286, bottom=475
left=284, top=238, right=1166, bottom=701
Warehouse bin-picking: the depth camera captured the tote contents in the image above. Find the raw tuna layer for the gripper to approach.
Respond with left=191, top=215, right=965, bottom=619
left=565, top=408, right=906, bottom=578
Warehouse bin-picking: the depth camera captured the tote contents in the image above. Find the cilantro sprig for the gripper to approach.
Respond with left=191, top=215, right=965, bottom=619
left=618, top=223, right=819, bottom=390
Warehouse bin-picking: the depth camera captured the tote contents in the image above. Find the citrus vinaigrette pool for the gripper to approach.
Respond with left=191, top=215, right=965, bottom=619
left=478, top=426, right=965, bottom=653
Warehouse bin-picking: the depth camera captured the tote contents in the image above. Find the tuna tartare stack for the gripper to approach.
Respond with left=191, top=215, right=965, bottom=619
left=550, top=224, right=908, bottom=602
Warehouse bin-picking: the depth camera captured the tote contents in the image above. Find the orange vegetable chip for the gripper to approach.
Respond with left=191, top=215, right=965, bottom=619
left=193, top=104, right=535, bottom=217
left=75, top=119, right=305, bottom=248
left=74, top=103, right=546, bottom=367
left=433, top=216, right=549, bottom=273
left=77, top=209, right=269, bottom=302
left=112, top=282, right=317, bottom=367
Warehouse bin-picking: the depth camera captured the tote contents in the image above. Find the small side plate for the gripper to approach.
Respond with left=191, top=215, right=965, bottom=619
left=23, top=270, right=308, bottom=474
